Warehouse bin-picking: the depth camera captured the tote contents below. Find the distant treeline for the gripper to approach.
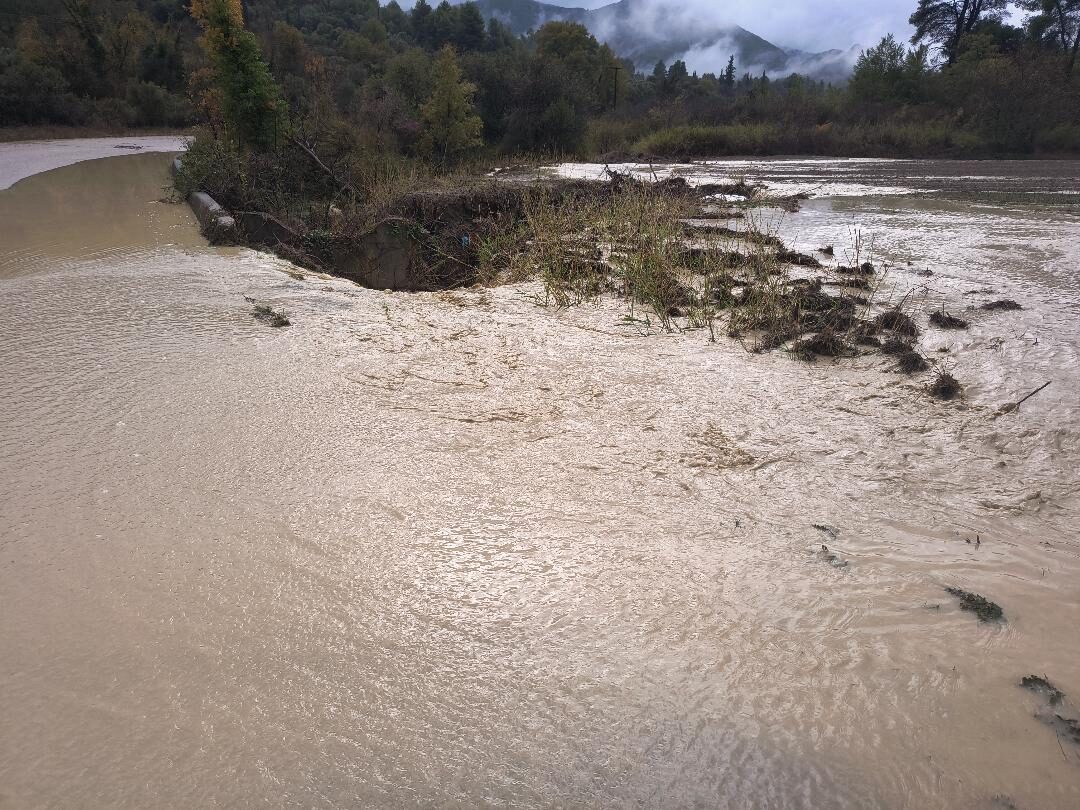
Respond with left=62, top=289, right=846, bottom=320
left=2, top=0, right=1079, bottom=157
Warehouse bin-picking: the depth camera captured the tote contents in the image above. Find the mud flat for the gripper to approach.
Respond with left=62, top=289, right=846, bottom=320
left=1, top=145, right=1079, bottom=808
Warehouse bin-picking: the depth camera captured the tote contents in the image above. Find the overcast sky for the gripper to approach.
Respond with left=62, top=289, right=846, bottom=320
left=552, top=1, right=917, bottom=52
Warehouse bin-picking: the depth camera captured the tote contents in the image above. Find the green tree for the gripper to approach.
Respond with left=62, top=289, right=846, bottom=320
left=270, top=21, right=307, bottom=78
left=486, top=18, right=515, bottom=51
left=380, top=1, right=412, bottom=38
left=667, top=59, right=689, bottom=92
left=1021, top=0, right=1080, bottom=74
left=387, top=47, right=433, bottom=108
left=851, top=35, right=907, bottom=103
left=139, top=29, right=185, bottom=91
left=430, top=1, right=457, bottom=48
left=59, top=0, right=107, bottom=83
left=0, top=52, right=80, bottom=125
left=456, top=3, right=486, bottom=52
left=723, top=55, right=737, bottom=88
left=910, top=0, right=1009, bottom=63
left=190, top=0, right=287, bottom=149
left=411, top=0, right=433, bottom=47
left=419, top=46, right=483, bottom=163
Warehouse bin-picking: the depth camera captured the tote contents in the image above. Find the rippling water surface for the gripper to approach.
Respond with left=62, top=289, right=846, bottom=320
left=1, top=147, right=1079, bottom=808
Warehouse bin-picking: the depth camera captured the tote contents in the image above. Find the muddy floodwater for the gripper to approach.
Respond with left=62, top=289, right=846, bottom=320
left=1, top=145, right=1079, bottom=809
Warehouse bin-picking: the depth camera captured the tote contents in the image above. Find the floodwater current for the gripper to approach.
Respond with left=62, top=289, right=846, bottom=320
left=1, top=144, right=1079, bottom=808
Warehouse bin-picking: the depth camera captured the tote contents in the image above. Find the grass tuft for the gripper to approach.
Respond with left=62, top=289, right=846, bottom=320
left=981, top=299, right=1022, bottom=312
left=929, top=308, right=969, bottom=329
left=895, top=350, right=929, bottom=374
left=945, top=587, right=1004, bottom=622
left=253, top=304, right=291, bottom=328
left=875, top=307, right=919, bottom=337
left=929, top=370, right=962, bottom=399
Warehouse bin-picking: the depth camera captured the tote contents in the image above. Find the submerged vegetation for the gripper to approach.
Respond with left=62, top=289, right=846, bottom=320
left=929, top=370, right=963, bottom=400
left=252, top=303, right=290, bottom=327
left=945, top=586, right=1005, bottom=622
left=929, top=308, right=970, bottom=329
left=1019, top=674, right=1080, bottom=746
left=982, top=299, right=1024, bottom=311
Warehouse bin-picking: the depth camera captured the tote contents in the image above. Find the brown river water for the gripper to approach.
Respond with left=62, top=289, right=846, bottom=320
left=1, top=145, right=1079, bottom=808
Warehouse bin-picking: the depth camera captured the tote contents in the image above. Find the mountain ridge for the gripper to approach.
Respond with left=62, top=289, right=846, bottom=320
left=471, top=0, right=856, bottom=81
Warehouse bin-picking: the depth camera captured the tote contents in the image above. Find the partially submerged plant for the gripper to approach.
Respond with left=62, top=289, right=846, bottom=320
left=875, top=307, right=919, bottom=337
left=981, top=299, right=1023, bottom=312
left=253, top=304, right=291, bottom=327
left=777, top=249, right=822, bottom=267
left=881, top=336, right=912, bottom=355
left=929, top=307, right=969, bottom=329
left=1020, top=675, right=1065, bottom=705
left=1018, top=674, right=1080, bottom=745
left=929, top=369, right=962, bottom=400
left=849, top=320, right=880, bottom=340
left=895, top=350, right=929, bottom=374
left=837, top=264, right=874, bottom=275
left=945, top=586, right=1004, bottom=622
left=793, top=330, right=854, bottom=361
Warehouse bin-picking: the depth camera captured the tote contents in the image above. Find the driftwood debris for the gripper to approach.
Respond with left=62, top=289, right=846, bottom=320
left=996, top=381, right=1052, bottom=416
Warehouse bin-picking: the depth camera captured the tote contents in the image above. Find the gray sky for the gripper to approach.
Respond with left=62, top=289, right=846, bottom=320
left=554, top=1, right=917, bottom=52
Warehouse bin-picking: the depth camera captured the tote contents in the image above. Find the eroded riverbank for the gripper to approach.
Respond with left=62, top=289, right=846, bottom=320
left=1, top=148, right=1079, bottom=808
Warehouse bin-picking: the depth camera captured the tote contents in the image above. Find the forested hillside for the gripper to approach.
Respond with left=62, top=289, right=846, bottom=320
left=1, top=0, right=1079, bottom=157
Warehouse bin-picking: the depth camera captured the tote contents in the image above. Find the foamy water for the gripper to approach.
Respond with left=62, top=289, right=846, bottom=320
left=1, top=147, right=1079, bottom=808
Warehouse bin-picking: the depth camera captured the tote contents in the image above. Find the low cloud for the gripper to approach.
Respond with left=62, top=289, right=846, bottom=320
left=553, top=0, right=915, bottom=54
left=680, top=38, right=861, bottom=81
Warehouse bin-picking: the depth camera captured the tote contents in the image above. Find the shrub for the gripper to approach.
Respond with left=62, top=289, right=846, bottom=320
left=0, top=54, right=84, bottom=126
left=1037, top=124, right=1080, bottom=154
left=173, top=130, right=244, bottom=201
left=632, top=124, right=783, bottom=157
left=126, top=81, right=193, bottom=127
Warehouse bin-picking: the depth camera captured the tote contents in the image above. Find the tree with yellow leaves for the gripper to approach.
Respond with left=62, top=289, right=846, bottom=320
left=189, top=0, right=287, bottom=149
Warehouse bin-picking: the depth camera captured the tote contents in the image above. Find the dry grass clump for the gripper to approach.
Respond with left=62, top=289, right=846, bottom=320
left=849, top=321, right=881, bottom=346
left=929, top=308, right=969, bottom=329
left=881, top=336, right=912, bottom=355
left=516, top=185, right=905, bottom=356
left=929, top=370, right=962, bottom=399
left=875, top=307, right=919, bottom=336
left=981, top=299, right=1023, bottom=311
left=945, top=586, right=1004, bottom=622
left=895, top=350, right=929, bottom=374
left=837, top=262, right=875, bottom=274
left=252, top=304, right=291, bottom=328
left=512, top=183, right=700, bottom=328
left=777, top=249, right=822, bottom=267
left=793, top=329, right=854, bottom=360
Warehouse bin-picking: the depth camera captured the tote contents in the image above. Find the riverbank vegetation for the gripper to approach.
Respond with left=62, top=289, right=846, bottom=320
left=2, top=1, right=1080, bottom=158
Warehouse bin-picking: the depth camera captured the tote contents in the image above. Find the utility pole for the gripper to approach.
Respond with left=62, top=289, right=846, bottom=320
left=607, top=64, right=622, bottom=110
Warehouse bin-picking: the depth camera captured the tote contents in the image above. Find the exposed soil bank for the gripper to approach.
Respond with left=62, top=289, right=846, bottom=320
left=220, top=175, right=707, bottom=291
